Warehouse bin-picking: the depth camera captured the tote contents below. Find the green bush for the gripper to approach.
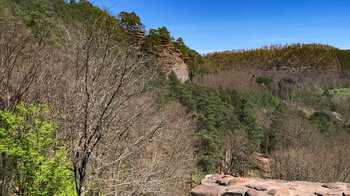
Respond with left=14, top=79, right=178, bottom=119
left=244, top=88, right=279, bottom=108
left=336, top=50, right=350, bottom=70
left=255, top=76, right=274, bottom=85
left=310, top=112, right=333, bottom=136
left=0, top=103, right=75, bottom=195
left=280, top=78, right=297, bottom=85
left=328, top=88, right=350, bottom=98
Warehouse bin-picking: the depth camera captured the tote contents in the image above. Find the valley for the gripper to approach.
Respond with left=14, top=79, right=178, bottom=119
left=0, top=0, right=349, bottom=195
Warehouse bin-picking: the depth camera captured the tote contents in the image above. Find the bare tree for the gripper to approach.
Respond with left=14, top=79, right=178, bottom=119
left=0, top=14, right=50, bottom=111
left=56, top=19, right=195, bottom=195
left=271, top=146, right=350, bottom=183
left=0, top=9, right=196, bottom=195
left=85, top=102, right=195, bottom=195
left=61, top=21, right=152, bottom=195
left=267, top=105, right=350, bottom=182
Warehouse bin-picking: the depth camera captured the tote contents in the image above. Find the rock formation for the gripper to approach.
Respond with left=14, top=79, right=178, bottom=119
left=190, top=174, right=350, bottom=196
left=161, top=47, right=189, bottom=83
left=169, top=56, right=189, bottom=83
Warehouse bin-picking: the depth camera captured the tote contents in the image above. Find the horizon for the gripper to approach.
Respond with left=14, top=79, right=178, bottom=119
left=88, top=0, right=350, bottom=54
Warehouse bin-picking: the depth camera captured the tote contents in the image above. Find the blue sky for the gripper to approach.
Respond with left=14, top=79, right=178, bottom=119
left=90, top=0, right=350, bottom=54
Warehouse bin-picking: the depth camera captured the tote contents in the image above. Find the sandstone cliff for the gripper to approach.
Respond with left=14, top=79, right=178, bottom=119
left=161, top=46, right=189, bottom=83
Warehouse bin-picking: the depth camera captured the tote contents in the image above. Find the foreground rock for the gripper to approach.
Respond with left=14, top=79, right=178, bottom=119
left=190, top=174, right=350, bottom=196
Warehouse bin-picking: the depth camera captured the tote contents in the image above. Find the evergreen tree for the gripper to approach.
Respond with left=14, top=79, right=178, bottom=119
left=118, top=11, right=144, bottom=31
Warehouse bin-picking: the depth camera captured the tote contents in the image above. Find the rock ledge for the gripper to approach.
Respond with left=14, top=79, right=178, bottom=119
left=190, top=174, right=350, bottom=196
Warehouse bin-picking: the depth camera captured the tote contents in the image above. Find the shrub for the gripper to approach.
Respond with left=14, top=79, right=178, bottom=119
left=280, top=78, right=297, bottom=85
left=310, top=112, right=333, bottom=136
left=336, top=49, right=350, bottom=70
left=255, top=76, right=274, bottom=85
left=0, top=103, right=74, bottom=195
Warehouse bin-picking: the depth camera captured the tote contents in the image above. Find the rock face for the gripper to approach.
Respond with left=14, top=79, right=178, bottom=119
left=171, top=59, right=189, bottom=83
left=190, top=174, right=350, bottom=196
left=161, top=47, right=189, bottom=83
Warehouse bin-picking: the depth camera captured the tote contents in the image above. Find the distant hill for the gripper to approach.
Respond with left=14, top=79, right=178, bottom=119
left=1, top=1, right=350, bottom=195
left=204, top=43, right=350, bottom=73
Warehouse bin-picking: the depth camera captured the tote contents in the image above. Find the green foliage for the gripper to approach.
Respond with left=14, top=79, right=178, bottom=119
left=173, top=37, right=207, bottom=80
left=144, top=29, right=162, bottom=53
left=328, top=88, right=350, bottom=98
left=280, top=78, right=297, bottom=85
left=2, top=0, right=123, bottom=45
left=168, top=74, right=263, bottom=173
left=150, top=26, right=171, bottom=44
left=255, top=76, right=274, bottom=85
left=204, top=43, right=338, bottom=70
left=336, top=50, right=350, bottom=70
left=0, top=103, right=75, bottom=195
left=197, top=129, right=223, bottom=172
left=144, top=26, right=207, bottom=82
left=173, top=37, right=188, bottom=55
left=0, top=1, right=6, bottom=22
left=71, top=0, right=119, bottom=29
left=26, top=1, right=51, bottom=26
left=277, top=77, right=300, bottom=100
left=2, top=0, right=53, bottom=37
left=244, top=88, right=279, bottom=108
left=187, top=52, right=206, bottom=80
left=144, top=26, right=172, bottom=54
left=346, top=124, right=350, bottom=133
left=310, top=112, right=333, bottom=136
left=3, top=0, right=206, bottom=81
left=261, top=102, right=289, bottom=153
left=118, top=11, right=144, bottom=31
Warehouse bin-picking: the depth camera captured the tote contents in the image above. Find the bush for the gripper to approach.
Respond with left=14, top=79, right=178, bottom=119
left=255, top=76, right=274, bottom=85
left=345, top=124, right=350, bottom=133
left=0, top=103, right=75, bottom=195
left=336, top=50, right=350, bottom=70
left=310, top=112, right=333, bottom=136
left=280, top=78, right=297, bottom=85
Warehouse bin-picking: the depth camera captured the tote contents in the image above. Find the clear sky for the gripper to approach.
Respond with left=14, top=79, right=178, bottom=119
left=90, top=0, right=350, bottom=54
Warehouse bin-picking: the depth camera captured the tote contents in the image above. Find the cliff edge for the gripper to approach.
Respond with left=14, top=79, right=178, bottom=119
left=190, top=174, right=350, bottom=196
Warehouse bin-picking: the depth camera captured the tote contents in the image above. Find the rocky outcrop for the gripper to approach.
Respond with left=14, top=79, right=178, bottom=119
left=128, top=28, right=190, bottom=83
left=170, top=58, right=189, bottom=83
left=161, top=48, right=189, bottom=83
left=190, top=174, right=350, bottom=196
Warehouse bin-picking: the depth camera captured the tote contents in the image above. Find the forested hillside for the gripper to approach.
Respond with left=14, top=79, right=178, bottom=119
left=194, top=42, right=350, bottom=190
left=1, top=0, right=350, bottom=196
left=204, top=43, right=350, bottom=72
left=0, top=0, right=200, bottom=195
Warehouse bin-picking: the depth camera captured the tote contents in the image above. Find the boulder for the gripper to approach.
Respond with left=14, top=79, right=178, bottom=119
left=315, top=190, right=343, bottom=196
left=246, top=184, right=268, bottom=191
left=217, top=176, right=234, bottom=186
left=343, top=191, right=350, bottom=196
left=245, top=189, right=259, bottom=196
left=201, top=174, right=223, bottom=185
left=322, top=183, right=348, bottom=190
left=222, top=188, right=244, bottom=196
left=228, top=178, right=251, bottom=185
left=190, top=185, right=219, bottom=196
left=267, top=189, right=277, bottom=195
